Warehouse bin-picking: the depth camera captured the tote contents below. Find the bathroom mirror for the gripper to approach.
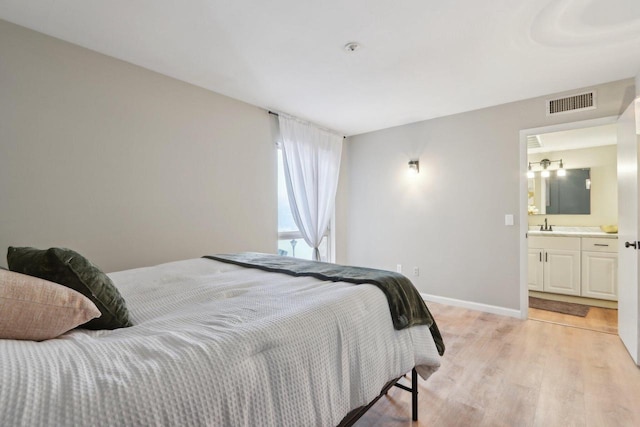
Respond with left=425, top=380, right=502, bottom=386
left=528, top=168, right=591, bottom=215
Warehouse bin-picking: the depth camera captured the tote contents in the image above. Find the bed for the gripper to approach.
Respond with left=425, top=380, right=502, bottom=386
left=0, top=252, right=443, bottom=426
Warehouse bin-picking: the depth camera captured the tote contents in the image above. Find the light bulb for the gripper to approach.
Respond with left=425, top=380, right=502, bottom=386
left=557, top=160, right=566, bottom=176
left=527, top=170, right=535, bottom=178
left=541, top=169, right=550, bottom=178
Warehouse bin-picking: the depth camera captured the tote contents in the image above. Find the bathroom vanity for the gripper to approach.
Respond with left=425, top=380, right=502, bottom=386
left=527, top=227, right=618, bottom=301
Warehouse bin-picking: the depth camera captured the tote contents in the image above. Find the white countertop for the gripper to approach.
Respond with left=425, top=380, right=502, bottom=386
left=527, top=226, right=618, bottom=239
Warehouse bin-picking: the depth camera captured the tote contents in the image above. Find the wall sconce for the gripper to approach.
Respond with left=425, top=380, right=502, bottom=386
left=527, top=158, right=565, bottom=178
left=408, top=160, right=419, bottom=174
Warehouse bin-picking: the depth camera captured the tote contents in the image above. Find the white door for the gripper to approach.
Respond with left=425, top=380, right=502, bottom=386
left=617, top=98, right=640, bottom=365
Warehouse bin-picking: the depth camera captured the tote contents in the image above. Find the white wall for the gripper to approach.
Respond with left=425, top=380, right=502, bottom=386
left=337, top=79, right=635, bottom=311
left=0, top=20, right=277, bottom=272
left=528, top=145, right=617, bottom=227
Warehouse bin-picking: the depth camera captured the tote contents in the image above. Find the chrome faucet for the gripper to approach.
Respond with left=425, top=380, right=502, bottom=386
left=539, top=218, right=553, bottom=231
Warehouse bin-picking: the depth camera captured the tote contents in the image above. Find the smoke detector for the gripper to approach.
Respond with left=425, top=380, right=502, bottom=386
left=343, top=42, right=361, bottom=52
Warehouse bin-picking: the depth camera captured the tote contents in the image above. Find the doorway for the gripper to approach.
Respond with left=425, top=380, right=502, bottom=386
left=520, top=116, right=619, bottom=334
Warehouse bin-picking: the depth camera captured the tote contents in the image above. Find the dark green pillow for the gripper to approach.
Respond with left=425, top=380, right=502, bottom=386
left=7, top=247, right=132, bottom=330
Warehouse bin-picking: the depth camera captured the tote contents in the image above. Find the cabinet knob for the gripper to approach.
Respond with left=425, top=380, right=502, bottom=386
left=625, top=241, right=637, bottom=249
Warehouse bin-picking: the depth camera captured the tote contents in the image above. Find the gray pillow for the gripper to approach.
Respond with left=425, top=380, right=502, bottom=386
left=7, top=247, right=132, bottom=330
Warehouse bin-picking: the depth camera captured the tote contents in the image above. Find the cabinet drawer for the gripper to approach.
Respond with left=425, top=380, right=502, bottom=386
left=528, top=236, right=580, bottom=251
left=582, top=238, right=617, bottom=253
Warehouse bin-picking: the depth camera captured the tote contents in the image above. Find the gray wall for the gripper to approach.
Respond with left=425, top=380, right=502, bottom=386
left=0, top=20, right=277, bottom=272
left=337, top=79, right=635, bottom=310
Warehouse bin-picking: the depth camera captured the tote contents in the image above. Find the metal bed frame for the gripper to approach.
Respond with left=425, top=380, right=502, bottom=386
left=337, top=368, right=419, bottom=426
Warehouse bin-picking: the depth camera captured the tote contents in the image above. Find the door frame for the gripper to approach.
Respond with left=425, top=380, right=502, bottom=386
left=518, top=115, right=619, bottom=319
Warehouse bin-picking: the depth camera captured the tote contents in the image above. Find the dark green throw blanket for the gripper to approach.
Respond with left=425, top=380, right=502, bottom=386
left=203, top=252, right=444, bottom=356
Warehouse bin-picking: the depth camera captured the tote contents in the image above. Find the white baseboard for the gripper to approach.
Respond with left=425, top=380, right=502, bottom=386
left=421, top=293, right=522, bottom=319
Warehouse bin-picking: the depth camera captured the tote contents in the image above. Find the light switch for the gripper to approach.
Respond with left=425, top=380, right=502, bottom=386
left=505, top=214, right=514, bottom=226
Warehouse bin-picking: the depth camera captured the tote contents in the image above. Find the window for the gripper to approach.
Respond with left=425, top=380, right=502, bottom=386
left=277, top=149, right=330, bottom=261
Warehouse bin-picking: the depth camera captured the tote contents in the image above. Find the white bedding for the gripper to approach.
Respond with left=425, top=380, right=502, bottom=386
left=0, top=258, right=441, bottom=426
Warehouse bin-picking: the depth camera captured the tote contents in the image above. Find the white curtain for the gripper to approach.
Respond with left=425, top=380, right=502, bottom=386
left=278, top=114, right=343, bottom=261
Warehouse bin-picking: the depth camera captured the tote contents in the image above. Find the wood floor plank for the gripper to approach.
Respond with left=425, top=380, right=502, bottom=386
left=528, top=305, right=618, bottom=334
left=354, top=303, right=640, bottom=427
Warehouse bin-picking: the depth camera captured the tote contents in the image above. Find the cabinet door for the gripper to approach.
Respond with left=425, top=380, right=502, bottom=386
left=528, top=249, right=544, bottom=291
left=544, top=249, right=581, bottom=296
left=582, top=251, right=618, bottom=301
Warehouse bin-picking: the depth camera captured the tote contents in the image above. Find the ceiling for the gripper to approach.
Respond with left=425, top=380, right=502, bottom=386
left=1, top=0, right=640, bottom=136
left=529, top=123, right=618, bottom=154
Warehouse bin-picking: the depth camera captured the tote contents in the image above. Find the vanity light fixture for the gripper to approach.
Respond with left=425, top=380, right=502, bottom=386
left=527, top=158, right=565, bottom=178
left=408, top=160, right=419, bottom=174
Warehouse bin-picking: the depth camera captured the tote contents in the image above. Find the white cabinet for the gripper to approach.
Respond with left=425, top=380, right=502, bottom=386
left=581, top=238, right=618, bottom=301
left=528, top=235, right=618, bottom=301
left=528, top=236, right=581, bottom=296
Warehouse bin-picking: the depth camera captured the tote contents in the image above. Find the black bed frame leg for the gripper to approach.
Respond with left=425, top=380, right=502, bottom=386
left=391, top=367, right=419, bottom=421
left=411, top=368, right=418, bottom=421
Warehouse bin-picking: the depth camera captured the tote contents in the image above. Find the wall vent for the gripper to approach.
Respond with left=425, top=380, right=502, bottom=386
left=547, top=91, right=596, bottom=116
left=527, top=135, right=542, bottom=149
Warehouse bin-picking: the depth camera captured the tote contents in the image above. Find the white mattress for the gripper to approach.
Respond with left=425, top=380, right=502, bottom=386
left=0, top=258, right=441, bottom=426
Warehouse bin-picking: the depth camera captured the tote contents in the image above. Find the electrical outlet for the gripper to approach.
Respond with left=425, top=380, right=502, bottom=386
left=413, top=267, right=419, bottom=277
left=396, top=264, right=402, bottom=273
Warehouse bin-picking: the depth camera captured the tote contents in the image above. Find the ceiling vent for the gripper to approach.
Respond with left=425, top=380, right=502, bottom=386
left=527, top=135, right=542, bottom=149
left=547, top=91, right=596, bottom=116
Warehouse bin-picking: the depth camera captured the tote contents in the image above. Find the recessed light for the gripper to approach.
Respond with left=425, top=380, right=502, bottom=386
left=343, top=42, right=361, bottom=52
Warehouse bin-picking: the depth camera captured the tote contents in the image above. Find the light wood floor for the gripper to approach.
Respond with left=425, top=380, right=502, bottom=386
left=528, top=305, right=618, bottom=334
left=355, top=303, right=640, bottom=427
